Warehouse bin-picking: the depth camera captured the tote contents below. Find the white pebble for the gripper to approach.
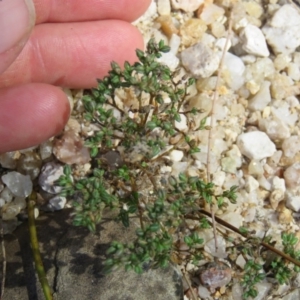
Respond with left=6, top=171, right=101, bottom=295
left=1, top=172, right=33, bottom=198
left=47, top=195, right=67, bottom=211
left=245, top=176, right=259, bottom=193
left=263, top=4, right=300, bottom=54
left=248, top=81, right=271, bottom=111
left=171, top=0, right=204, bottom=12
left=284, top=163, right=300, bottom=189
left=204, top=236, right=227, bottom=258
left=222, top=52, right=245, bottom=90
left=38, top=162, right=64, bottom=194
left=157, top=0, right=171, bottom=15
left=240, top=24, right=269, bottom=57
left=181, top=42, right=220, bottom=78
left=282, top=136, right=300, bottom=158
left=169, top=150, right=184, bottom=162
left=237, top=131, right=276, bottom=160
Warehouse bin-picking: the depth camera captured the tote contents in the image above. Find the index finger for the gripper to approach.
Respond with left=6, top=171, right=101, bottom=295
left=33, top=0, right=151, bottom=24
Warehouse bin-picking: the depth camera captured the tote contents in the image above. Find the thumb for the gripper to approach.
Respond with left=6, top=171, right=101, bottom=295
left=0, top=0, right=35, bottom=74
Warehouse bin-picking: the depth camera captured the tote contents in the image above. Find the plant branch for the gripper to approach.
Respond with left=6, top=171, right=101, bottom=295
left=27, top=192, right=53, bottom=300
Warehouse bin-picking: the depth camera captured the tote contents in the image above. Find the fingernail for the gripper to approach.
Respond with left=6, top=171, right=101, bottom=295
left=0, top=0, right=35, bottom=54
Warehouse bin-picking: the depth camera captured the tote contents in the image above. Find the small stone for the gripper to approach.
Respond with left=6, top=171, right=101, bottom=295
left=157, top=0, right=171, bottom=15
left=0, top=152, right=18, bottom=169
left=270, top=189, right=284, bottom=210
left=0, top=187, right=14, bottom=203
left=221, top=212, right=243, bottom=228
left=245, top=176, right=259, bottom=193
left=1, top=204, right=21, bottom=220
left=204, top=235, right=227, bottom=258
left=237, top=131, right=276, bottom=160
left=240, top=24, right=269, bottom=57
left=158, top=51, right=179, bottom=71
left=13, top=197, right=26, bottom=210
left=181, top=42, right=220, bottom=78
left=253, top=280, right=272, bottom=300
left=248, top=160, right=264, bottom=176
left=171, top=0, right=204, bottom=12
left=156, top=16, right=178, bottom=38
left=236, top=254, right=246, bottom=269
left=180, top=18, right=207, bottom=47
left=199, top=3, right=225, bottom=25
left=1, top=171, right=33, bottom=198
left=262, top=4, right=300, bottom=54
left=284, top=163, right=300, bottom=190
left=199, top=262, right=232, bottom=292
left=38, top=162, right=64, bottom=194
left=47, top=195, right=67, bottom=211
left=39, top=140, right=53, bottom=160
left=17, top=152, right=42, bottom=180
left=248, top=81, right=271, bottom=111
left=222, top=52, right=245, bottom=90
left=282, top=136, right=300, bottom=158
left=259, top=118, right=290, bottom=141
left=174, top=114, right=188, bottom=131
left=287, top=62, right=300, bottom=81
left=53, top=130, right=91, bottom=165
left=169, top=150, right=184, bottom=162
left=285, top=189, right=300, bottom=212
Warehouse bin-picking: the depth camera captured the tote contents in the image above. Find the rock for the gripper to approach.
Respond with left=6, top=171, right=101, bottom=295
left=171, top=0, right=204, bottom=12
left=17, top=152, right=42, bottom=180
left=180, top=18, right=207, bottom=47
left=240, top=24, right=269, bottom=57
left=53, top=131, right=91, bottom=165
left=0, top=152, right=18, bottom=169
left=1, top=204, right=21, bottom=221
left=286, top=189, right=300, bottom=212
left=248, top=81, right=271, bottom=111
left=237, top=131, right=276, bottom=160
left=245, top=175, right=259, bottom=193
left=222, top=52, right=245, bottom=90
left=199, top=3, right=225, bottom=25
left=47, top=195, right=67, bottom=211
left=199, top=262, right=232, bottom=293
left=39, top=140, right=53, bottom=160
left=2, top=209, right=183, bottom=300
left=0, top=187, right=14, bottom=203
left=169, top=150, right=184, bottom=162
left=157, top=0, right=171, bottom=15
left=158, top=51, right=179, bottom=71
left=253, top=280, right=272, bottom=300
left=284, top=163, right=300, bottom=190
left=181, top=42, right=220, bottom=78
left=282, top=288, right=300, bottom=300
left=156, top=15, right=179, bottom=38
left=262, top=4, right=300, bottom=54
left=282, top=136, right=300, bottom=158
left=204, top=236, right=227, bottom=259
left=259, top=117, right=290, bottom=140
left=38, top=162, right=64, bottom=194
left=1, top=171, right=33, bottom=198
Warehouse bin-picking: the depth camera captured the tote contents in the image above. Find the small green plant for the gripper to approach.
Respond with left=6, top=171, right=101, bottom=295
left=57, top=38, right=237, bottom=272
left=56, top=39, right=300, bottom=299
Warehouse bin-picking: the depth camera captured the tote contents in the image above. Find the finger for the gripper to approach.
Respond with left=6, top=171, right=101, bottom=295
left=0, top=0, right=35, bottom=73
left=0, top=83, right=70, bottom=153
left=0, top=20, right=145, bottom=89
left=33, top=0, right=151, bottom=24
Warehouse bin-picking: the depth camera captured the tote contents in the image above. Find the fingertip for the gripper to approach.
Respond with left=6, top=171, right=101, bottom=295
left=0, top=83, right=70, bottom=153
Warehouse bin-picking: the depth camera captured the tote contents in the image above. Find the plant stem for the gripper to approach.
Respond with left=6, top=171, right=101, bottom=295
left=27, top=192, right=53, bottom=300
left=187, top=209, right=300, bottom=268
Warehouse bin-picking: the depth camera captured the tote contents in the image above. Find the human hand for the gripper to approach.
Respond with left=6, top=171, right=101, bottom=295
left=0, top=0, right=150, bottom=153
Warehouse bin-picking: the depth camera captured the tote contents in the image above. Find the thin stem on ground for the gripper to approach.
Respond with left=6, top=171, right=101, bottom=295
left=27, top=192, right=53, bottom=300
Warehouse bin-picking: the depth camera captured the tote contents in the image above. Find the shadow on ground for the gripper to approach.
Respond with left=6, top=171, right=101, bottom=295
left=0, top=209, right=183, bottom=300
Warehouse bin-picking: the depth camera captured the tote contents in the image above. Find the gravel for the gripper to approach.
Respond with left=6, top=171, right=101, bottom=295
left=1, top=0, right=300, bottom=299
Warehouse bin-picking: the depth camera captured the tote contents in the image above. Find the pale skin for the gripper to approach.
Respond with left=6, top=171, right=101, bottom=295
left=0, top=0, right=151, bottom=153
